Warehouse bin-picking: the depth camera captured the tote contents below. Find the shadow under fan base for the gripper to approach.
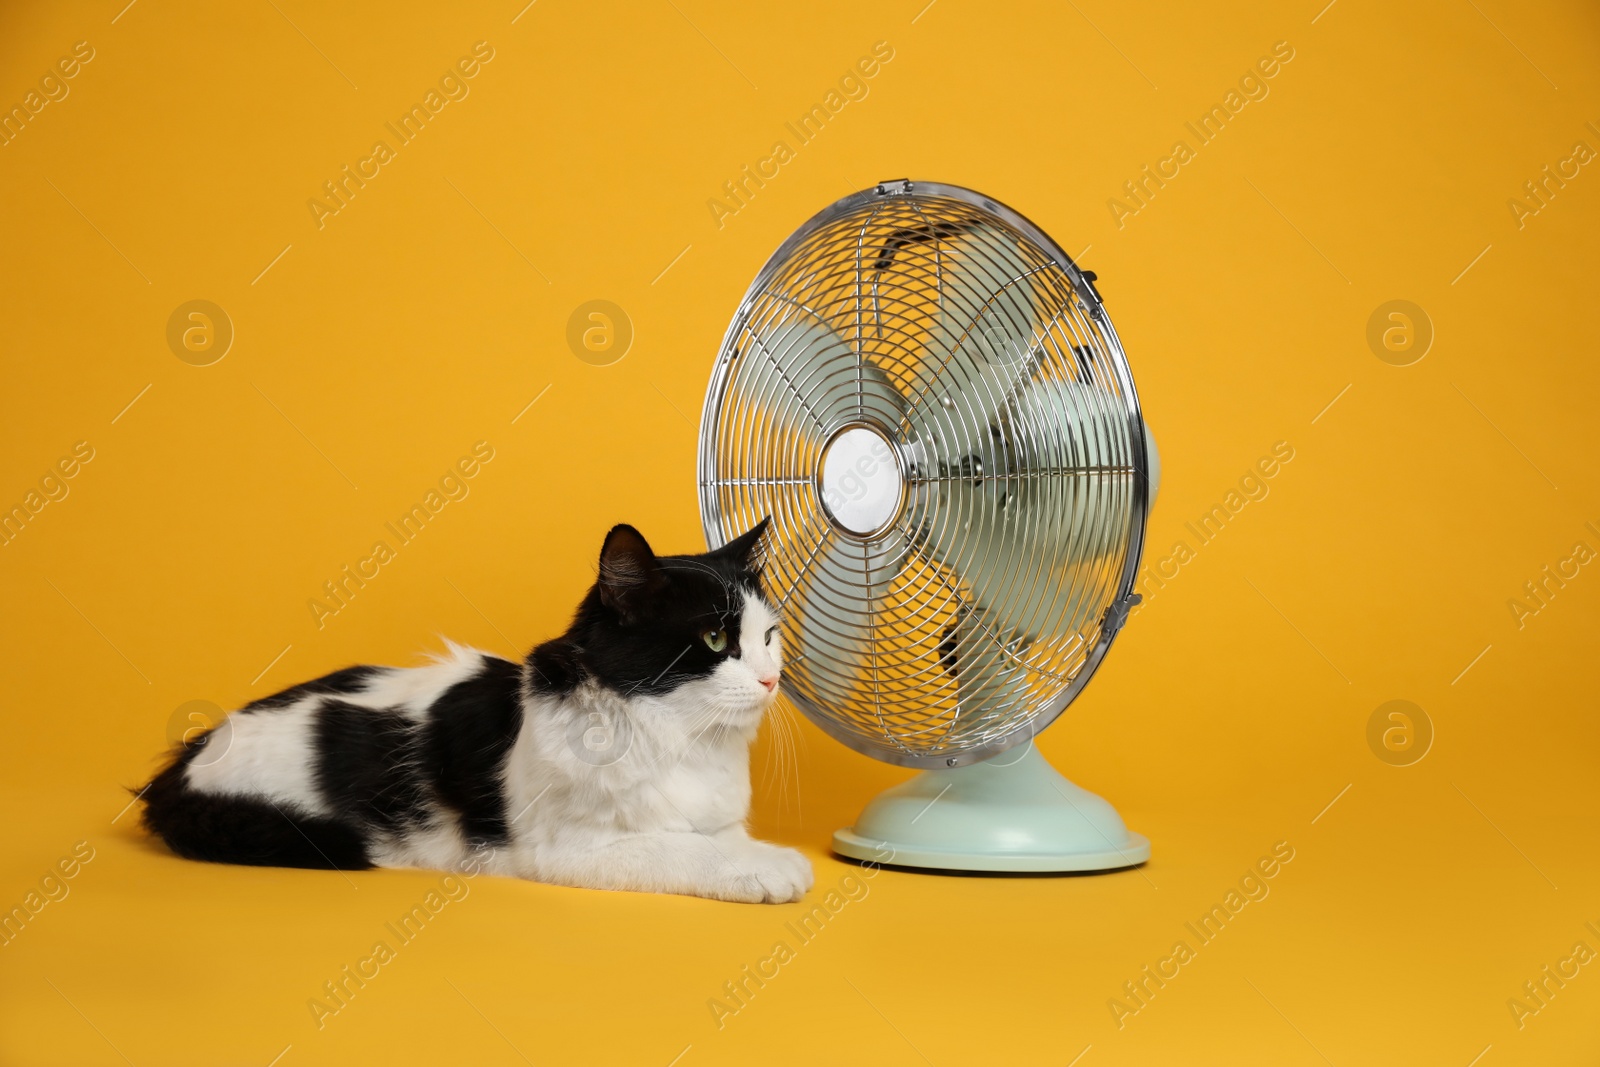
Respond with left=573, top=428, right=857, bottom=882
left=831, top=743, right=1151, bottom=873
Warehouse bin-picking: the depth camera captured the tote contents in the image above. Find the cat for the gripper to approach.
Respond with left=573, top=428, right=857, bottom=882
left=139, top=518, right=814, bottom=904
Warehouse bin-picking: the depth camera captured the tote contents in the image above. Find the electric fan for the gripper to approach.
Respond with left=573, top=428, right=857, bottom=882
left=697, top=180, right=1158, bottom=872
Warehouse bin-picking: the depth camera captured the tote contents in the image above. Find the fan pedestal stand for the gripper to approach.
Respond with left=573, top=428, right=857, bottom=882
left=832, top=743, right=1150, bottom=873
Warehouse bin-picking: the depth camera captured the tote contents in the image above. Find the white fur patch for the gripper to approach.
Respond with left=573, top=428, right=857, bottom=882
left=184, top=703, right=331, bottom=816
left=369, top=821, right=473, bottom=871
left=362, top=642, right=486, bottom=717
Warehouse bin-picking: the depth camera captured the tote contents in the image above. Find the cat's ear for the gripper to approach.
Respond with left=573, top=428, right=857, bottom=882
left=712, top=516, right=770, bottom=573
left=598, top=524, right=665, bottom=621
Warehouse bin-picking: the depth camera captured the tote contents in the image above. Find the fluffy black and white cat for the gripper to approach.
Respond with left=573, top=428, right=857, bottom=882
left=140, top=519, right=814, bottom=904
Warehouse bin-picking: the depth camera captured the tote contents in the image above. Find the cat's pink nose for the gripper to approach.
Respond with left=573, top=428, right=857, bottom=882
left=759, top=676, right=778, bottom=692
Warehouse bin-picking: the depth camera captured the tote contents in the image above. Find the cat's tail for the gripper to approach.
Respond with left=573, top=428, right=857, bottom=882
left=138, top=742, right=373, bottom=871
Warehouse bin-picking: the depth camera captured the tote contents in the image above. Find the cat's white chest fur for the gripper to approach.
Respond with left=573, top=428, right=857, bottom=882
left=511, top=682, right=754, bottom=837
left=488, top=591, right=809, bottom=903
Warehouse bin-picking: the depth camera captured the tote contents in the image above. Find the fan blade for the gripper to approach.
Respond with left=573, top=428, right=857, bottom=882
left=732, top=306, right=905, bottom=451
left=905, top=224, right=1039, bottom=432
left=783, top=531, right=899, bottom=715
left=1006, top=374, right=1134, bottom=561
left=912, top=373, right=1137, bottom=643
left=942, top=603, right=1034, bottom=740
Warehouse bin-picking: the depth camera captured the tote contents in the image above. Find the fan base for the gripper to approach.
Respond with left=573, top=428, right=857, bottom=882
left=832, top=743, right=1150, bottom=873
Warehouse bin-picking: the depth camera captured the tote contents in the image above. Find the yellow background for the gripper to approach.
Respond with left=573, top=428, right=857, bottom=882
left=3, top=0, right=1598, bottom=1063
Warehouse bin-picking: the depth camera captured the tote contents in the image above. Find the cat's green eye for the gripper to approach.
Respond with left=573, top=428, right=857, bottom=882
left=765, top=626, right=778, bottom=645
left=702, top=629, right=728, bottom=653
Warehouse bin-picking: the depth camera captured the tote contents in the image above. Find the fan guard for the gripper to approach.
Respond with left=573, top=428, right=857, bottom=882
left=698, top=180, right=1151, bottom=771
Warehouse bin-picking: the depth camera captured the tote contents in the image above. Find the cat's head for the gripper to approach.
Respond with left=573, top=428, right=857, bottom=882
left=572, top=518, right=782, bottom=731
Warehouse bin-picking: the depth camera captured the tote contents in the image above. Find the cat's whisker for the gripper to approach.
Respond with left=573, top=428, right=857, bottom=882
left=770, top=701, right=802, bottom=822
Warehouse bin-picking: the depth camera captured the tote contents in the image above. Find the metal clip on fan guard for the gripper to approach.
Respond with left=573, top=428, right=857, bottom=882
left=1100, top=592, right=1143, bottom=635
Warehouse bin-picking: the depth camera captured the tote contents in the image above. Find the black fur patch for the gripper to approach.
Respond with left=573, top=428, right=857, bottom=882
left=527, top=638, right=581, bottom=694
left=423, top=656, right=523, bottom=845
left=140, top=743, right=372, bottom=870
left=537, top=521, right=772, bottom=699
left=313, top=700, right=430, bottom=835
left=243, top=665, right=384, bottom=712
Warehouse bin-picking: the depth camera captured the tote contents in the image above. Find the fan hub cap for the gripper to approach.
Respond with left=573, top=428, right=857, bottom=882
left=818, top=424, right=902, bottom=537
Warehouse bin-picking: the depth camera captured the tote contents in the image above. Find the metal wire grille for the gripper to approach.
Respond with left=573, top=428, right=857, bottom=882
left=698, top=181, right=1150, bottom=768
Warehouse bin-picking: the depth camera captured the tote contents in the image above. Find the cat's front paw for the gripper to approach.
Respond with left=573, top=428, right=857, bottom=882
left=719, top=843, right=813, bottom=904
left=760, top=842, right=815, bottom=896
